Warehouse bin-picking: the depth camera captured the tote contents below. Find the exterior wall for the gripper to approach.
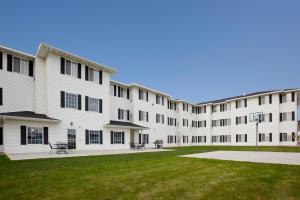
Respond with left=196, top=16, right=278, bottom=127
left=0, top=52, right=34, bottom=113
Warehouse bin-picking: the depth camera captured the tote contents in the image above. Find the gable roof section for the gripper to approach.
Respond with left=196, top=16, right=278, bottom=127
left=0, top=111, right=60, bottom=123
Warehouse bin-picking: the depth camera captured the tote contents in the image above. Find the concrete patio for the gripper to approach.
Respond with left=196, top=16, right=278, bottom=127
left=7, top=148, right=172, bottom=160
left=181, top=151, right=300, bottom=166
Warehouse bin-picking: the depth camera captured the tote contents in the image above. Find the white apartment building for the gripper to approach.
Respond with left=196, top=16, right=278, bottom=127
left=0, top=43, right=299, bottom=153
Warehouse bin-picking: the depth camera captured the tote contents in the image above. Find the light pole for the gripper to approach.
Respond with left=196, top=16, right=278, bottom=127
left=256, top=121, right=258, bottom=152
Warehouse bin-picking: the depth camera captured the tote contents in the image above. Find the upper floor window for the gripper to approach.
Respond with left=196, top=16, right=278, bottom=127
left=235, top=99, right=247, bottom=109
left=197, top=106, right=206, bottom=114
left=182, top=103, right=189, bottom=112
left=168, top=101, right=177, bottom=110
left=280, top=111, right=295, bottom=122
left=220, top=104, right=229, bottom=112
left=118, top=109, right=130, bottom=120
left=156, top=114, right=164, bottom=124
left=113, top=85, right=130, bottom=99
left=139, top=110, right=149, bottom=122
left=60, top=57, right=81, bottom=79
left=156, top=95, right=164, bottom=105
left=182, top=118, right=189, bottom=127
left=139, top=90, right=148, bottom=101
left=61, top=91, right=81, bottom=110
left=7, top=54, right=33, bottom=76
left=212, top=105, right=217, bottom=113
left=279, top=94, right=287, bottom=104
left=167, top=117, right=177, bottom=126
left=258, top=96, right=265, bottom=105
left=236, top=116, right=247, bottom=125
left=85, top=66, right=102, bottom=84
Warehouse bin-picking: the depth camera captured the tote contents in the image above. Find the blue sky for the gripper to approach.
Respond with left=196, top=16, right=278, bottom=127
left=0, top=0, right=299, bottom=103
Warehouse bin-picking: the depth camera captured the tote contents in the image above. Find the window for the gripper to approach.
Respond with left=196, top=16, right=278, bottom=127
left=87, top=97, right=99, bottom=112
left=236, top=116, right=247, bottom=125
left=212, top=105, right=217, bottom=113
left=118, top=109, right=130, bottom=120
left=156, top=95, right=164, bottom=105
left=236, top=134, right=247, bottom=143
left=27, top=127, right=43, bottom=144
left=13, top=57, right=29, bottom=75
left=183, top=136, right=189, bottom=143
left=167, top=135, right=175, bottom=144
left=113, top=132, right=122, bottom=144
left=139, top=133, right=149, bottom=144
left=85, top=66, right=101, bottom=84
left=167, top=117, right=176, bottom=126
left=89, top=130, right=100, bottom=144
left=183, top=118, right=189, bottom=127
left=65, top=60, right=78, bottom=77
left=280, top=112, right=295, bottom=122
left=156, top=114, right=164, bottom=124
left=66, top=92, right=78, bottom=109
left=139, top=110, right=149, bottom=122
left=220, top=104, right=229, bottom=112
left=182, top=103, right=189, bottom=112
left=279, top=94, right=287, bottom=104
left=236, top=100, right=242, bottom=109
left=212, top=135, right=231, bottom=143
left=168, top=101, right=177, bottom=110
left=258, top=96, right=265, bottom=105
left=139, top=90, right=148, bottom=101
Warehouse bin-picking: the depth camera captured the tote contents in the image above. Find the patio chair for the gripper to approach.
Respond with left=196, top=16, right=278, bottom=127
left=129, top=142, right=136, bottom=150
left=49, top=143, right=59, bottom=154
left=139, top=142, right=146, bottom=150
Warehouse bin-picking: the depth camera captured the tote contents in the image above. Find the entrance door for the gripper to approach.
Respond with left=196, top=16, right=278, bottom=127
left=67, top=129, right=76, bottom=149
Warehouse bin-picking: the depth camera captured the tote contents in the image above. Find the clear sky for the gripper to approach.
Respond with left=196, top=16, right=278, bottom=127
left=0, top=0, right=299, bottom=104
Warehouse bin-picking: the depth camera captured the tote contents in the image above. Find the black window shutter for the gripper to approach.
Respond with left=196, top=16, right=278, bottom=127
left=99, top=70, right=102, bottom=84
left=292, top=93, right=295, bottom=102
left=60, top=57, right=65, bottom=74
left=7, top=54, right=12, bottom=72
left=280, top=133, right=282, bottom=142
left=279, top=94, right=282, bottom=103
left=77, top=95, right=81, bottom=110
left=146, top=92, right=148, bottom=101
left=245, top=116, right=247, bottom=124
left=269, top=95, right=272, bottom=104
left=146, top=112, right=149, bottom=122
left=0, top=127, right=3, bottom=145
left=43, top=127, right=49, bottom=145
left=236, top=117, right=238, bottom=125
left=100, top=130, right=103, bottom=144
left=99, top=99, right=102, bottom=113
left=292, top=111, right=295, bottom=121
left=269, top=113, right=272, bottom=122
left=235, top=101, right=238, bottom=109
left=21, top=126, right=26, bottom=145
left=236, top=135, right=238, bottom=142
left=139, top=134, right=142, bottom=144
left=111, top=131, right=114, bottom=144
left=29, top=61, right=33, bottom=76
left=114, top=85, right=117, bottom=96
left=139, top=111, right=141, bottom=121
left=269, top=133, right=272, bottom=142
left=118, top=86, right=120, bottom=97
left=280, top=113, right=282, bottom=122
left=0, top=88, right=2, bottom=106
left=118, top=108, right=121, bottom=120
left=127, top=110, right=130, bottom=120
left=0, top=52, right=2, bottom=70
left=85, top=66, right=89, bottom=81
left=244, top=99, right=247, bottom=107
left=121, top=132, right=125, bottom=144
left=258, top=97, right=261, bottom=105
left=85, top=96, right=89, bottom=111
left=60, top=91, right=65, bottom=108
left=127, top=89, right=130, bottom=99
left=245, top=134, right=247, bottom=142
left=259, top=134, right=261, bottom=142
left=78, top=63, right=81, bottom=79
left=85, top=130, right=89, bottom=145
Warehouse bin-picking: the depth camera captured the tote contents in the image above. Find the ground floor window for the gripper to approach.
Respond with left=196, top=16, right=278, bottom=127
left=27, top=127, right=43, bottom=144
left=167, top=135, right=175, bottom=144
left=212, top=135, right=231, bottom=143
left=236, top=134, right=247, bottom=143
left=280, top=132, right=296, bottom=142
left=259, top=133, right=272, bottom=142
left=90, top=130, right=100, bottom=144
left=139, top=134, right=149, bottom=144
left=111, top=131, right=125, bottom=144
left=192, top=136, right=206, bottom=143
left=183, top=135, right=189, bottom=143
left=67, top=129, right=76, bottom=149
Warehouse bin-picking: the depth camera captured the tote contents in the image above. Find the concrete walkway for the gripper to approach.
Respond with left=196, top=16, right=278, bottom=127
left=7, top=148, right=171, bottom=160
left=181, top=151, right=300, bottom=166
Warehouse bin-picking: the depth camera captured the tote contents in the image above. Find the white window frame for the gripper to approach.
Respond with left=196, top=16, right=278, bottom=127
left=13, top=56, right=29, bottom=75
left=89, top=130, right=100, bottom=144
left=88, top=97, right=99, bottom=112
left=113, top=132, right=122, bottom=144
left=65, top=92, right=78, bottom=109
left=27, top=127, right=43, bottom=144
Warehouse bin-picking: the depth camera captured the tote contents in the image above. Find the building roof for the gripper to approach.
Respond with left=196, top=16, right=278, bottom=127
left=197, top=88, right=300, bottom=105
left=105, top=120, right=149, bottom=130
left=0, top=45, right=35, bottom=60
left=0, top=111, right=60, bottom=123
left=36, top=43, right=118, bottom=74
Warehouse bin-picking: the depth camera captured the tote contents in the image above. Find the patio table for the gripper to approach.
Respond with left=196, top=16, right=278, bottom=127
left=54, top=143, right=69, bottom=154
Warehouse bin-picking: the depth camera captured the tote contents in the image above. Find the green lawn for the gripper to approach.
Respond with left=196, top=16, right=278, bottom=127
left=1, top=146, right=300, bottom=200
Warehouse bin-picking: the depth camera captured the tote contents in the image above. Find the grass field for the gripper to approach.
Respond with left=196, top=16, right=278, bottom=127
left=1, top=146, right=300, bottom=200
